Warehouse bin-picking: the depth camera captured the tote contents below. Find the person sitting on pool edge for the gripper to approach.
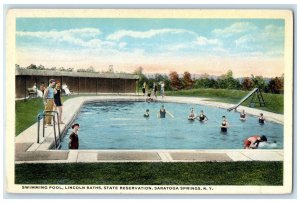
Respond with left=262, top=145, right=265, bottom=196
left=258, top=113, right=265, bottom=124
left=157, top=105, right=174, bottom=118
left=144, top=109, right=150, bottom=118
left=220, top=116, right=229, bottom=132
left=69, top=123, right=80, bottom=149
left=197, top=110, right=208, bottom=122
left=244, top=135, right=267, bottom=149
left=145, top=91, right=154, bottom=103
left=188, top=107, right=196, bottom=120
left=240, top=109, right=246, bottom=121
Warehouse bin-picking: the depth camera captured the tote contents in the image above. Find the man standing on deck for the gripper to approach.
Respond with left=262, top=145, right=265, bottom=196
left=43, top=79, right=57, bottom=126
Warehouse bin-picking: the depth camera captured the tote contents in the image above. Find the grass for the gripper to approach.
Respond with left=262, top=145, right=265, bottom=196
left=15, top=162, right=283, bottom=185
left=15, top=98, right=44, bottom=135
left=166, top=88, right=283, bottom=114
left=15, top=96, right=75, bottom=135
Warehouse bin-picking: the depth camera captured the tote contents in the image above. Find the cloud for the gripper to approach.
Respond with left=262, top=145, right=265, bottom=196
left=213, top=22, right=258, bottom=37
left=235, top=34, right=256, bottom=48
left=16, top=28, right=116, bottom=49
left=195, top=36, right=222, bottom=46
left=106, top=28, right=197, bottom=41
left=234, top=24, right=284, bottom=56
left=118, top=42, right=127, bottom=49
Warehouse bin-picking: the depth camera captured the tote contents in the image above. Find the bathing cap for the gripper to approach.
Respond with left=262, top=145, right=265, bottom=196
left=261, top=135, right=267, bottom=141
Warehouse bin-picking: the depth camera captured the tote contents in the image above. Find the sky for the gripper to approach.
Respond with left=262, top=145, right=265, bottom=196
left=16, top=18, right=285, bottom=77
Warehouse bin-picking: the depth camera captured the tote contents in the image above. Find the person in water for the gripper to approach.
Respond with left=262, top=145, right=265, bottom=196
left=69, top=123, right=80, bottom=149
left=144, top=109, right=150, bottom=118
left=157, top=105, right=174, bottom=118
left=258, top=113, right=265, bottom=124
left=197, top=110, right=208, bottom=122
left=240, top=109, right=246, bottom=121
left=220, top=116, right=229, bottom=132
left=244, top=135, right=267, bottom=149
left=188, top=108, right=196, bottom=120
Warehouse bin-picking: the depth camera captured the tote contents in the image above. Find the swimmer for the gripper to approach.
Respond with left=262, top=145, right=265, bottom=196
left=145, top=92, right=153, bottom=103
left=258, top=113, right=265, bottom=124
left=220, top=116, right=228, bottom=132
left=240, top=109, right=246, bottom=121
left=243, top=135, right=268, bottom=149
left=188, top=108, right=196, bottom=120
left=196, top=110, right=208, bottom=122
left=144, top=109, right=150, bottom=118
left=157, top=105, right=174, bottom=118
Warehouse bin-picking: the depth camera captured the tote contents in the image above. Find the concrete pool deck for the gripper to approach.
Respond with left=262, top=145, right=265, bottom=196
left=15, top=95, right=284, bottom=164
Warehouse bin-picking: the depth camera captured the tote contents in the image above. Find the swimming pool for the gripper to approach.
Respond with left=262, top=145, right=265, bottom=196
left=60, top=101, right=283, bottom=150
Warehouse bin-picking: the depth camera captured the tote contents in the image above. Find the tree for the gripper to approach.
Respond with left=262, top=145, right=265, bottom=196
left=133, top=66, right=148, bottom=89
left=38, top=65, right=45, bottom=70
left=218, top=70, right=241, bottom=89
left=268, top=77, right=284, bottom=94
left=26, top=64, right=37, bottom=69
left=241, top=77, right=254, bottom=90
left=169, top=71, right=182, bottom=90
left=251, top=75, right=267, bottom=90
left=183, top=71, right=193, bottom=89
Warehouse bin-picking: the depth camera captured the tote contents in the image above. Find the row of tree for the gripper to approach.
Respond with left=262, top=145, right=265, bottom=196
left=134, top=67, right=284, bottom=94
left=16, top=64, right=118, bottom=74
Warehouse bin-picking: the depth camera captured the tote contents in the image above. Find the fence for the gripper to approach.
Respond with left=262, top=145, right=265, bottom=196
left=15, top=69, right=139, bottom=99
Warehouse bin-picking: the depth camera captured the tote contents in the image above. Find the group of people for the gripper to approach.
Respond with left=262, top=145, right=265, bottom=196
left=31, top=81, right=71, bottom=99
left=144, top=105, right=269, bottom=149
left=143, top=81, right=165, bottom=102
left=43, top=79, right=65, bottom=127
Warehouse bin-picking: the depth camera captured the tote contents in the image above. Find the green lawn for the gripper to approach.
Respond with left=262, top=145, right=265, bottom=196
left=15, top=162, right=283, bottom=185
left=166, top=88, right=283, bottom=114
left=15, top=96, right=75, bottom=135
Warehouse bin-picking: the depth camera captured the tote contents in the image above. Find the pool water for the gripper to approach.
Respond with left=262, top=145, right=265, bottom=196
left=60, top=101, right=283, bottom=150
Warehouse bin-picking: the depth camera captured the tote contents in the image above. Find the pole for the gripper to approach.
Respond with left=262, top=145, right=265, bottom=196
left=24, top=76, right=27, bottom=101
left=37, top=116, right=40, bottom=143
left=53, top=115, right=57, bottom=149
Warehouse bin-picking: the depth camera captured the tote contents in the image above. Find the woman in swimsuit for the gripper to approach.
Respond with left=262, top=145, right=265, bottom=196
left=240, top=109, right=246, bottom=121
left=258, top=113, right=265, bottom=124
left=54, top=81, right=64, bottom=124
left=220, top=116, right=228, bottom=132
left=157, top=105, right=174, bottom=118
left=188, top=108, right=196, bottom=120
left=197, top=110, right=208, bottom=122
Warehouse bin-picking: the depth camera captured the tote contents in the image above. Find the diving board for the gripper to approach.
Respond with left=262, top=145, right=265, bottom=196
left=227, top=88, right=265, bottom=111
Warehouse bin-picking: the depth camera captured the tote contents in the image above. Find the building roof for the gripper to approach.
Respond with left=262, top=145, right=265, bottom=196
left=15, top=68, right=139, bottom=80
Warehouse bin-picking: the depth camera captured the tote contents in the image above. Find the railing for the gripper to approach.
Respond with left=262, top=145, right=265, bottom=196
left=37, top=110, right=61, bottom=149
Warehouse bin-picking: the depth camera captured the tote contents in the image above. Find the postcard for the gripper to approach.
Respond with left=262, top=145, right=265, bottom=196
left=6, top=9, right=293, bottom=194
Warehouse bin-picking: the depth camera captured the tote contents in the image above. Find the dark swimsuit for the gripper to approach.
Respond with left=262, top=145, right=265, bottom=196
left=199, top=114, right=205, bottom=121
left=259, top=118, right=265, bottom=124
left=54, top=89, right=62, bottom=106
left=240, top=113, right=246, bottom=119
left=221, top=121, right=227, bottom=132
left=160, top=109, right=166, bottom=118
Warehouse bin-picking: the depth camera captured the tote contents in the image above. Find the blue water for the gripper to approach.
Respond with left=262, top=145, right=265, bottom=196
left=60, top=101, right=283, bottom=150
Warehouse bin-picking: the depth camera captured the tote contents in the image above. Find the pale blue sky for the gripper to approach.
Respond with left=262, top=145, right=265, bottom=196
left=16, top=18, right=285, bottom=76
